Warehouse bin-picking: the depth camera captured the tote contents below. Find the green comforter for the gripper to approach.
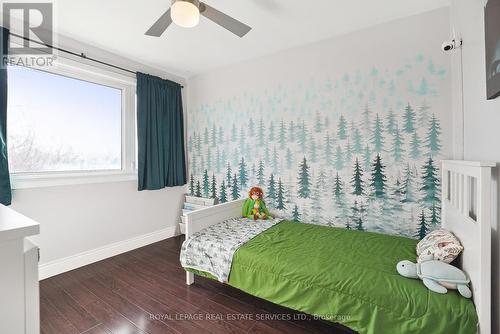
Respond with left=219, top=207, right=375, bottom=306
left=188, top=221, right=478, bottom=334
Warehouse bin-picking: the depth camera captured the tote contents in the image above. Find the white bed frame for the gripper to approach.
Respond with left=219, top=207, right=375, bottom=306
left=184, top=160, right=494, bottom=334
left=441, top=160, right=494, bottom=334
left=184, top=198, right=246, bottom=285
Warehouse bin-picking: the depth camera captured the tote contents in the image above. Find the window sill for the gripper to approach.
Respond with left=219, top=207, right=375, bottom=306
left=10, top=171, right=138, bottom=190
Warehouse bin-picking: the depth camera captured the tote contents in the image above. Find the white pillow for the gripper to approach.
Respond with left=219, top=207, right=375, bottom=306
left=416, top=229, right=463, bottom=263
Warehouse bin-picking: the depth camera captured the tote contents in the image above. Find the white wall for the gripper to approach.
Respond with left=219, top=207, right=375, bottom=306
left=187, top=8, right=451, bottom=237
left=450, top=0, right=500, bottom=332
left=11, top=182, right=185, bottom=278
left=7, top=32, right=188, bottom=279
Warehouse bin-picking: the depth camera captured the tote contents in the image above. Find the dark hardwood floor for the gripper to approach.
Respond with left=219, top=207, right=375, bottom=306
left=40, top=235, right=354, bottom=334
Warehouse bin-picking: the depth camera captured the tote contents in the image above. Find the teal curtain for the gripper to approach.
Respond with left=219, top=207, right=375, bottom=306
left=0, top=27, right=11, bottom=205
left=137, top=72, right=186, bottom=190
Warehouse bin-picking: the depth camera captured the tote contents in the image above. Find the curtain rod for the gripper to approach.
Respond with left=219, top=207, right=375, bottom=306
left=8, top=32, right=184, bottom=88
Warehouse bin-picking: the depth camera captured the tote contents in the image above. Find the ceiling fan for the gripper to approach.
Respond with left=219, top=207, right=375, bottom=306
left=145, top=0, right=252, bottom=38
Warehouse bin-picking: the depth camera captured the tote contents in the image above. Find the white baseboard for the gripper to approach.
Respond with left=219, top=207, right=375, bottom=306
left=38, top=226, right=178, bottom=280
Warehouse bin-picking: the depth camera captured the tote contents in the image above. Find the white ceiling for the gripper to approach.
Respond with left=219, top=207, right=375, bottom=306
left=53, top=0, right=450, bottom=78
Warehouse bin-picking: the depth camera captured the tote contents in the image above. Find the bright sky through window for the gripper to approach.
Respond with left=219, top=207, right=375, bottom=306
left=7, top=66, right=122, bottom=173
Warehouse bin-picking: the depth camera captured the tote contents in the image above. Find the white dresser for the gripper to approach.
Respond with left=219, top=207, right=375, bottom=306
left=0, top=205, right=40, bottom=334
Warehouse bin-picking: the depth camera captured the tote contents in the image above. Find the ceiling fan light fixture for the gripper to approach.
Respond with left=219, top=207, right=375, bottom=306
left=171, top=0, right=200, bottom=28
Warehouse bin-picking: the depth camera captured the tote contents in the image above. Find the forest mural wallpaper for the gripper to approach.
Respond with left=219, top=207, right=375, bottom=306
left=187, top=49, right=449, bottom=239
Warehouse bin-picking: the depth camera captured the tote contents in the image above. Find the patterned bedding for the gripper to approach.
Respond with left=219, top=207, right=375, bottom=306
left=180, top=217, right=278, bottom=282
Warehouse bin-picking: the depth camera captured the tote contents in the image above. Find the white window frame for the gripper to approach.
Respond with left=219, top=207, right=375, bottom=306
left=9, top=56, right=138, bottom=189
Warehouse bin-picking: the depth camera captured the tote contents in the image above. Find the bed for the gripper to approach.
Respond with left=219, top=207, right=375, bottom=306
left=181, top=160, right=493, bottom=334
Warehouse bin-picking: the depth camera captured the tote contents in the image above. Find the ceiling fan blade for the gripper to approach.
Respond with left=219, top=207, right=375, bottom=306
left=145, top=8, right=172, bottom=37
left=200, top=2, right=251, bottom=37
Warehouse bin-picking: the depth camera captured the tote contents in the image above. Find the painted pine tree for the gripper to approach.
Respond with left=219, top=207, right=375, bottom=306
left=333, top=172, right=345, bottom=206
left=232, top=148, right=239, bottom=166
left=268, top=121, right=275, bottom=142
left=334, top=146, right=344, bottom=171
left=189, top=174, right=195, bottom=196
left=428, top=60, right=436, bottom=74
left=386, top=109, right=397, bottom=135
left=351, top=158, right=364, bottom=196
left=429, top=204, right=440, bottom=226
left=371, top=114, right=384, bottom=153
left=218, top=126, right=224, bottom=144
left=338, top=115, right=348, bottom=140
left=215, top=148, right=221, bottom=174
left=363, top=144, right=371, bottom=171
left=297, top=157, right=311, bottom=198
left=417, top=77, right=429, bottom=96
left=410, top=130, right=422, bottom=159
left=188, top=135, right=193, bottom=153
left=195, top=133, right=202, bottom=155
left=202, top=170, right=210, bottom=197
left=403, top=103, right=416, bottom=133
left=416, top=210, right=429, bottom=240
left=250, top=163, right=257, bottom=185
left=206, top=147, right=212, bottom=172
left=363, top=105, right=371, bottom=130
left=271, top=147, right=279, bottom=173
left=258, top=118, right=265, bottom=146
left=210, top=174, right=217, bottom=199
left=388, top=80, right=395, bottom=96
left=195, top=180, right=202, bottom=197
left=355, top=218, right=365, bottom=231
left=288, top=120, right=295, bottom=142
left=352, top=128, right=363, bottom=154
left=315, top=111, right=323, bottom=133
left=267, top=173, right=277, bottom=207
left=286, top=148, right=294, bottom=170
left=264, top=146, right=270, bottom=165
left=219, top=180, right=227, bottom=203
left=279, top=120, right=287, bottom=149
left=426, top=114, right=442, bottom=156
left=420, top=156, right=440, bottom=210
left=239, top=127, right=246, bottom=153
left=298, top=121, right=308, bottom=152
left=292, top=205, right=301, bottom=221
left=204, top=127, right=209, bottom=144
left=239, top=157, right=248, bottom=189
left=230, top=123, right=237, bottom=142
left=401, top=164, right=416, bottom=203
left=345, top=140, right=353, bottom=163
left=370, top=154, right=387, bottom=198
left=257, top=160, right=265, bottom=186
left=324, top=133, right=334, bottom=164
left=391, top=126, right=405, bottom=162
left=309, top=139, right=318, bottom=163
left=418, top=101, right=430, bottom=127
left=231, top=173, right=240, bottom=200
left=226, top=162, right=232, bottom=188
left=211, top=124, right=217, bottom=147
left=311, top=174, right=324, bottom=224
left=391, top=177, right=404, bottom=213
left=221, top=150, right=227, bottom=168
left=248, top=118, right=255, bottom=137
left=276, top=178, right=286, bottom=210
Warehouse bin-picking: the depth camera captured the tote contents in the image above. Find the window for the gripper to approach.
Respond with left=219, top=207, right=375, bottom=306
left=6, top=59, right=137, bottom=188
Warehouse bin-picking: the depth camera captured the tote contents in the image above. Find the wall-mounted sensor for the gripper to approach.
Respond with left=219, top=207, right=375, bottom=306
left=442, top=39, right=462, bottom=52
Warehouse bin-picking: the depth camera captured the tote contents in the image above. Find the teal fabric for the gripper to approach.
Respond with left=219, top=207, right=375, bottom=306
left=0, top=27, right=11, bottom=205
left=136, top=72, right=186, bottom=190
